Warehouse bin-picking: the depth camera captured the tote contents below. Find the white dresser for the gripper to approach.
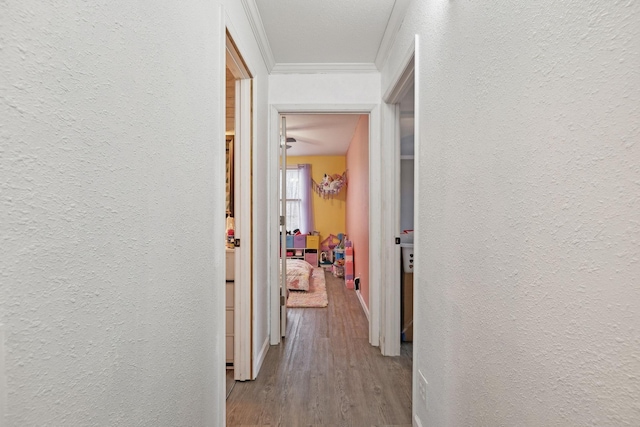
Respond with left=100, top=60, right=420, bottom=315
left=225, top=248, right=235, bottom=366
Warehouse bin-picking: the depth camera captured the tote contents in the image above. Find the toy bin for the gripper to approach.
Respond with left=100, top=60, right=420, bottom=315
left=294, top=235, right=306, bottom=248
left=305, top=250, right=318, bottom=266
left=286, top=235, right=294, bottom=248
left=306, top=235, right=320, bottom=250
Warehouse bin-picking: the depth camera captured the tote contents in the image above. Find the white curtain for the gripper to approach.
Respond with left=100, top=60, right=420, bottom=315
left=298, top=164, right=313, bottom=234
left=282, top=165, right=313, bottom=234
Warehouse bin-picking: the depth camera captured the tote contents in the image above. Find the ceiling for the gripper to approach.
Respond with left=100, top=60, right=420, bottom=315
left=254, top=0, right=397, bottom=65
left=283, top=114, right=365, bottom=156
left=249, top=0, right=411, bottom=156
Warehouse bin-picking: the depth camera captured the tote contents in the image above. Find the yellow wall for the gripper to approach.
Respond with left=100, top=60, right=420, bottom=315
left=287, top=156, right=346, bottom=244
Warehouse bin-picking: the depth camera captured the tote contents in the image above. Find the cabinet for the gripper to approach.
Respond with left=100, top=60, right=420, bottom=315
left=225, top=248, right=234, bottom=366
left=226, top=281, right=234, bottom=365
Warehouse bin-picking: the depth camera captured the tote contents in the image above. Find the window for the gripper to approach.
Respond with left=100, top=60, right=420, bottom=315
left=280, top=164, right=313, bottom=234
left=280, top=167, right=302, bottom=232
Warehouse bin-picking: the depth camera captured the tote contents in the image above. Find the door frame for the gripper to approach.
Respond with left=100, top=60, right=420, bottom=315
left=268, top=104, right=381, bottom=347
left=380, top=36, right=418, bottom=356
left=279, top=117, right=288, bottom=338
left=225, top=28, right=253, bottom=381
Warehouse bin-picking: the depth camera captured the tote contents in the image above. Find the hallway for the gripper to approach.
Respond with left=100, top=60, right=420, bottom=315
left=226, top=271, right=413, bottom=425
left=4, top=1, right=639, bottom=425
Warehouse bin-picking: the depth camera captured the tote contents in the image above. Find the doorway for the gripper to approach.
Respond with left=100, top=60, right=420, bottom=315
left=277, top=114, right=370, bottom=337
left=380, top=37, right=418, bottom=357
left=269, top=105, right=382, bottom=346
left=225, top=30, right=253, bottom=383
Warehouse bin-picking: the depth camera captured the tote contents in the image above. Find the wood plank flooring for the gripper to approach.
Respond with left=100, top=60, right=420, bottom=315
left=226, top=271, right=413, bottom=426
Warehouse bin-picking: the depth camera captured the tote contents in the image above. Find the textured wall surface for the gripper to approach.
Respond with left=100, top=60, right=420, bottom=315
left=1, top=1, right=226, bottom=425
left=346, top=116, right=370, bottom=308
left=269, top=73, right=381, bottom=105
left=383, top=1, right=640, bottom=426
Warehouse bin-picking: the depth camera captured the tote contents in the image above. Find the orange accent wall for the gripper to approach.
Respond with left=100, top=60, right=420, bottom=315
left=345, top=116, right=369, bottom=308
left=286, top=156, right=346, bottom=244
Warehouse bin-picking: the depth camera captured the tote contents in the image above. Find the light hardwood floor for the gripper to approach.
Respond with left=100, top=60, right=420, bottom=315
left=226, top=270, right=413, bottom=426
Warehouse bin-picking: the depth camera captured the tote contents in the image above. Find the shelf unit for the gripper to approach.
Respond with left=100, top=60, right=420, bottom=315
left=280, top=235, right=320, bottom=266
left=284, top=247, right=318, bottom=266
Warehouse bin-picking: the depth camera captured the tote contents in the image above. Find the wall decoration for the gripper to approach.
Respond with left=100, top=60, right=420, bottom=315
left=312, top=171, right=347, bottom=198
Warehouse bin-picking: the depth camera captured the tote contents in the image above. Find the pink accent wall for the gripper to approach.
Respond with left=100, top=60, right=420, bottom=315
left=345, top=115, right=370, bottom=309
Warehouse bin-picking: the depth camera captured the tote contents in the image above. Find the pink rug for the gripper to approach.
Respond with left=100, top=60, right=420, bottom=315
left=287, top=268, right=328, bottom=308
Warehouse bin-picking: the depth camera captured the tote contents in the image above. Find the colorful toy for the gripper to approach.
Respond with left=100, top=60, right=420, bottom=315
left=320, top=234, right=341, bottom=252
left=312, top=171, right=347, bottom=198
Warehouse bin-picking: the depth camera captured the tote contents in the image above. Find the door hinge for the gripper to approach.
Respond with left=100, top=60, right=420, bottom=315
left=280, top=215, right=285, bottom=226
left=280, top=295, right=285, bottom=306
left=234, top=238, right=240, bottom=248
left=395, top=237, right=401, bottom=245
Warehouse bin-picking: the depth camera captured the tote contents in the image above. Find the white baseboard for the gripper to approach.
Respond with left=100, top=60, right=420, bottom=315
left=253, top=335, right=270, bottom=379
left=356, top=290, right=369, bottom=321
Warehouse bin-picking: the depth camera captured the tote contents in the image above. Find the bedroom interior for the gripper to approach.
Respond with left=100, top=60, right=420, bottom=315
left=280, top=114, right=370, bottom=317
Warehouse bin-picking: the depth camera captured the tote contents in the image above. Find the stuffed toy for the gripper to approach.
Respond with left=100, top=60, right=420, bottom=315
left=320, top=174, right=333, bottom=190
left=314, top=172, right=347, bottom=198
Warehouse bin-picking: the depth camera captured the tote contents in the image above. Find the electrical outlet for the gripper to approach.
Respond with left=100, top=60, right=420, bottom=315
left=417, top=369, right=428, bottom=407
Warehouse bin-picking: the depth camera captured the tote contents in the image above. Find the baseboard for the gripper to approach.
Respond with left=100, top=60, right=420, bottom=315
left=254, top=335, right=270, bottom=379
left=356, top=290, right=369, bottom=321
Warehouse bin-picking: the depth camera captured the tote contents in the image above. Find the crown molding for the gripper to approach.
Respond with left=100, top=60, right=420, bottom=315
left=375, top=0, right=411, bottom=69
left=241, top=0, right=275, bottom=72
left=270, top=62, right=379, bottom=74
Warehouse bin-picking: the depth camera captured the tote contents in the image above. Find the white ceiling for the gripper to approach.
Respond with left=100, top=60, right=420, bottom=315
left=255, top=0, right=397, bottom=65
left=252, top=0, right=410, bottom=156
left=284, top=114, right=365, bottom=156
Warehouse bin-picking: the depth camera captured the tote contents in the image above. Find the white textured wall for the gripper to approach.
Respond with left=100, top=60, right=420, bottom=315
left=383, top=1, right=640, bottom=426
left=1, top=1, right=227, bottom=425
left=269, top=73, right=381, bottom=105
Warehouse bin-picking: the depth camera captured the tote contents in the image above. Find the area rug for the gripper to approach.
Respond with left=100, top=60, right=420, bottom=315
left=287, top=267, right=328, bottom=308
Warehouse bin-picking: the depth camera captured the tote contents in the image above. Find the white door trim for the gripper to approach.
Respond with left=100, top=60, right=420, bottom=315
left=268, top=106, right=281, bottom=345
left=233, top=77, right=253, bottom=381
left=380, top=36, right=417, bottom=356
left=268, top=104, right=382, bottom=347
left=225, top=13, right=255, bottom=381
left=380, top=101, right=401, bottom=356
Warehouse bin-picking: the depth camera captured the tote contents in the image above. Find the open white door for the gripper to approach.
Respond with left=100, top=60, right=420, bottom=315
left=279, top=116, right=288, bottom=337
